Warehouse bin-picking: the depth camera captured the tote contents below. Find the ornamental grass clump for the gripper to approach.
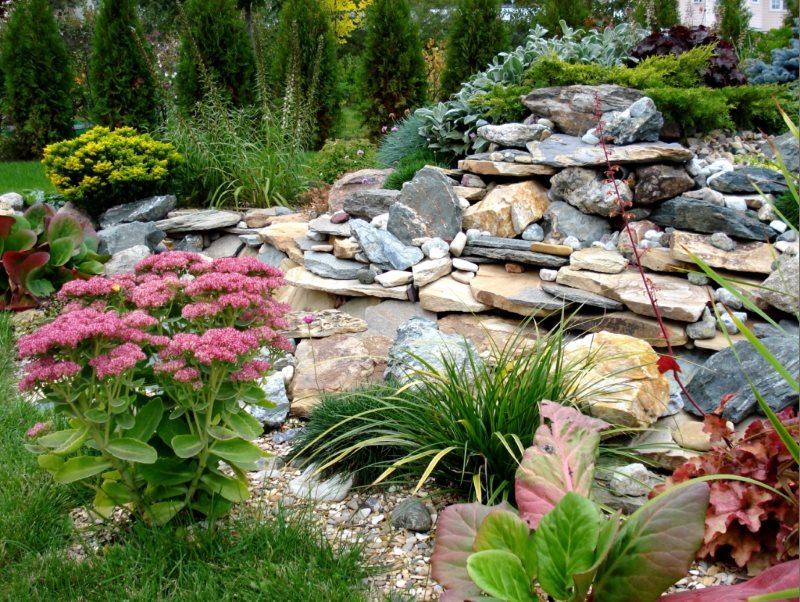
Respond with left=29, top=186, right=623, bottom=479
left=20, top=252, right=291, bottom=525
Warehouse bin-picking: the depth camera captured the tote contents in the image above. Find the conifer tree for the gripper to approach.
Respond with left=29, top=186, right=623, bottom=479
left=717, top=0, right=751, bottom=46
left=358, top=0, right=426, bottom=137
left=273, top=0, right=340, bottom=148
left=440, top=0, right=508, bottom=98
left=536, top=0, right=591, bottom=34
left=90, top=0, right=160, bottom=130
left=631, top=0, right=679, bottom=30
left=176, top=0, right=256, bottom=110
left=1, top=0, right=74, bottom=158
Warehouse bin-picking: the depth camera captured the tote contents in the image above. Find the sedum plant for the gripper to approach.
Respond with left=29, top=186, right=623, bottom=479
left=431, top=401, right=711, bottom=602
left=20, top=253, right=291, bottom=525
left=0, top=203, right=105, bottom=310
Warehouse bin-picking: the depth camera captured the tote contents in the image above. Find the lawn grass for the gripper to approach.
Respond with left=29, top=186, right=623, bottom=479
left=0, top=161, right=56, bottom=195
left=0, top=311, right=372, bottom=602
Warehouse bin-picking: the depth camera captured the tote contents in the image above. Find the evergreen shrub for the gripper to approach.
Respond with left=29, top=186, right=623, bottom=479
left=308, top=139, right=377, bottom=184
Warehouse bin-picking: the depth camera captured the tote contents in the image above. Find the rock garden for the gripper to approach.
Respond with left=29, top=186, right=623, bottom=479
left=1, top=1, right=798, bottom=601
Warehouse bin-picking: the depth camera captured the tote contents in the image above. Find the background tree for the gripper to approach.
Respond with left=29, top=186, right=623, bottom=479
left=536, top=0, right=591, bottom=33
left=716, top=0, right=752, bottom=47
left=631, top=0, right=679, bottom=30
left=273, top=0, right=339, bottom=147
left=1, top=0, right=74, bottom=158
left=176, top=0, right=256, bottom=110
left=90, top=0, right=160, bottom=130
left=320, top=0, right=374, bottom=43
left=358, top=0, right=426, bottom=136
left=440, top=0, right=508, bottom=98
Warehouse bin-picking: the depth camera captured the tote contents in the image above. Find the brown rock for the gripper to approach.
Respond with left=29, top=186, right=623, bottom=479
left=438, top=314, right=538, bottom=361
left=463, top=181, right=550, bottom=238
left=634, top=164, right=695, bottom=205
left=419, top=276, right=490, bottom=313
left=617, top=220, right=661, bottom=255
left=333, top=238, right=360, bottom=259
left=526, top=134, right=693, bottom=168
left=670, top=230, right=774, bottom=274
left=562, top=331, right=670, bottom=428
left=629, top=428, right=699, bottom=470
left=258, top=222, right=308, bottom=264
left=280, top=309, right=368, bottom=338
left=760, top=253, right=799, bottom=314
left=457, top=158, right=556, bottom=177
left=244, top=209, right=309, bottom=229
left=570, top=248, right=627, bottom=273
left=568, top=310, right=688, bottom=348
left=505, top=262, right=525, bottom=273
left=453, top=186, right=486, bottom=201
left=530, top=242, right=573, bottom=256
left=556, top=266, right=708, bottom=322
left=328, top=168, right=393, bottom=213
left=632, top=248, right=692, bottom=273
left=412, top=257, right=452, bottom=287
left=693, top=331, right=748, bottom=351
left=469, top=263, right=556, bottom=317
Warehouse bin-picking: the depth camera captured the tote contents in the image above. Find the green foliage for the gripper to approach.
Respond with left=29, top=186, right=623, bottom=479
left=0, top=204, right=106, bottom=310
left=42, top=126, right=181, bottom=217
left=89, top=0, right=161, bottom=131
left=375, top=113, right=428, bottom=167
left=469, top=84, right=529, bottom=124
left=274, top=0, right=340, bottom=148
left=0, top=0, right=75, bottom=159
left=382, top=148, right=447, bottom=190
left=744, top=24, right=795, bottom=62
left=176, top=0, right=256, bottom=111
left=358, top=0, right=427, bottom=138
left=716, top=0, right=751, bottom=47
left=0, top=161, right=56, bottom=195
left=293, top=321, right=593, bottom=502
left=440, top=0, right=509, bottom=98
left=775, top=190, right=799, bottom=227
left=537, top=0, right=591, bottom=33
left=645, top=87, right=734, bottom=133
left=307, top=139, right=377, bottom=185
left=631, top=0, right=679, bottom=31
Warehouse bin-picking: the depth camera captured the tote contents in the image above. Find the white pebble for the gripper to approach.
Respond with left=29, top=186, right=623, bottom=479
left=452, top=258, right=478, bottom=272
left=769, top=219, right=788, bottom=233
left=539, top=268, right=558, bottom=282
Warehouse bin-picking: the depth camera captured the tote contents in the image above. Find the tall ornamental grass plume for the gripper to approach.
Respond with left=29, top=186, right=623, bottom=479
left=19, top=252, right=291, bottom=525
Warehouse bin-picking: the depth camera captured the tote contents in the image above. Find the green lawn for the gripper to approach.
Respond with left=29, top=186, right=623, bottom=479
left=0, top=311, right=372, bottom=602
left=0, top=161, right=56, bottom=195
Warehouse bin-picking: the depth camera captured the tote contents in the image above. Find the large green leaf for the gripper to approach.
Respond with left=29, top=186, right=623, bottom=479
left=210, top=438, right=265, bottom=470
left=54, top=456, right=112, bottom=484
left=171, top=434, right=204, bottom=458
left=467, top=550, right=536, bottom=602
left=226, top=410, right=263, bottom=440
left=533, top=492, right=600, bottom=601
left=76, top=259, right=105, bottom=275
left=139, top=457, right=197, bottom=487
left=592, top=482, right=710, bottom=602
left=199, top=471, right=249, bottom=502
left=37, top=427, right=89, bottom=455
left=48, top=237, right=76, bottom=267
left=146, top=501, right=186, bottom=525
left=126, top=398, right=164, bottom=442
left=5, top=229, right=37, bottom=252
left=107, top=437, right=158, bottom=464
left=47, top=213, right=85, bottom=247
left=474, top=510, right=537, bottom=580
left=101, top=480, right=136, bottom=504
left=570, top=512, right=622, bottom=602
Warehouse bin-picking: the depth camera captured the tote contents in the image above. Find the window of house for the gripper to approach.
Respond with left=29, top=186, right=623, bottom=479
left=693, top=0, right=703, bottom=4
left=770, top=0, right=784, bottom=9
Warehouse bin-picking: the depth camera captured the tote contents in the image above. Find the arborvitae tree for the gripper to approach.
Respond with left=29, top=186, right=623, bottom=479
left=273, top=0, right=340, bottom=147
left=1, top=0, right=74, bottom=158
left=176, top=0, right=256, bottom=110
left=536, top=0, right=591, bottom=34
left=440, top=0, right=508, bottom=98
left=358, top=0, right=426, bottom=137
left=90, top=0, right=160, bottom=130
left=631, top=0, right=679, bottom=31
left=716, top=0, right=751, bottom=47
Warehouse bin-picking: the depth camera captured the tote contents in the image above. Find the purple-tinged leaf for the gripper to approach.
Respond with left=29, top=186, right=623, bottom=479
left=658, top=560, right=799, bottom=601
left=515, top=401, right=609, bottom=529
left=592, top=482, right=710, bottom=602
left=430, top=502, right=514, bottom=602
left=47, top=213, right=85, bottom=247
left=0, top=215, right=15, bottom=238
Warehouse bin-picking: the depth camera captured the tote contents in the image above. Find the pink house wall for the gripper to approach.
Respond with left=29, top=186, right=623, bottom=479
left=678, top=0, right=790, bottom=31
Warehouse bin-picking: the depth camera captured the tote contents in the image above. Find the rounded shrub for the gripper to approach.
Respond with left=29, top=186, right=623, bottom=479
left=308, top=139, right=377, bottom=184
left=42, top=126, right=182, bottom=217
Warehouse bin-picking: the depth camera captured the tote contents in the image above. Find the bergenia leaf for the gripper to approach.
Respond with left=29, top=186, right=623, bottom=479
left=0, top=215, right=15, bottom=238
left=49, top=238, right=76, bottom=267
left=467, top=550, right=537, bottom=602
left=592, top=482, right=710, bottom=602
left=24, top=203, right=54, bottom=234
left=3, top=250, right=50, bottom=289
left=47, top=213, right=85, bottom=247
left=658, top=560, right=799, bottom=601
left=5, top=228, right=37, bottom=253
left=431, top=502, right=513, bottom=602
left=515, top=401, right=609, bottom=528
left=474, top=509, right=538, bottom=580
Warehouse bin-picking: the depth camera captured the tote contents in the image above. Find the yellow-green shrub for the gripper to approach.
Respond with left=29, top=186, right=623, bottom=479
left=42, top=127, right=182, bottom=217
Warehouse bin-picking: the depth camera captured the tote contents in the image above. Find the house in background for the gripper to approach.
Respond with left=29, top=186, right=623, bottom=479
left=679, top=0, right=790, bottom=31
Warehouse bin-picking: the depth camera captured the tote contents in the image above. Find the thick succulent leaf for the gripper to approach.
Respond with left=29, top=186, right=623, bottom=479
left=534, top=492, right=600, bottom=601
left=76, top=259, right=105, bottom=275
left=199, top=471, right=249, bottom=502
left=467, top=550, right=537, bottom=602
left=226, top=410, right=263, bottom=440
left=107, top=437, right=158, bottom=464
left=146, top=501, right=186, bottom=525
left=4, top=250, right=49, bottom=287
left=431, top=502, right=513, bottom=602
left=515, top=401, right=610, bottom=528
left=474, top=509, right=538, bottom=580
left=49, top=238, right=76, bottom=267
left=125, top=398, right=164, bottom=442
left=209, top=438, right=265, bottom=470
left=47, top=213, right=85, bottom=247
left=592, top=482, right=710, bottom=602
left=171, top=433, right=203, bottom=458
left=23, top=203, right=54, bottom=234
left=138, top=457, right=196, bottom=487
left=54, top=456, right=112, bottom=484
left=0, top=215, right=15, bottom=239
left=5, top=229, right=37, bottom=252
left=658, top=560, right=799, bottom=601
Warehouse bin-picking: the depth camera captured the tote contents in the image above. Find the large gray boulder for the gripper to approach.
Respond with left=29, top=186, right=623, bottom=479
left=303, top=251, right=365, bottom=280
left=385, top=317, right=479, bottom=387
left=350, top=219, right=423, bottom=270
left=540, top=201, right=612, bottom=246
left=760, top=254, right=799, bottom=315
left=761, top=131, right=799, bottom=174
left=343, top=190, right=401, bottom=220
left=98, top=221, right=165, bottom=255
left=99, top=195, right=177, bottom=229
left=707, top=166, right=788, bottom=194
left=599, top=97, right=663, bottom=145
left=387, top=168, right=462, bottom=244
left=649, top=197, right=777, bottom=241
left=634, top=164, right=695, bottom=205
left=686, top=336, right=799, bottom=423
left=550, top=167, right=633, bottom=217
left=476, top=123, right=551, bottom=148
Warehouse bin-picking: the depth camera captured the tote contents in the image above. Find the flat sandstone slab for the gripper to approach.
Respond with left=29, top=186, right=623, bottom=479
left=469, top=264, right=557, bottom=317
left=419, top=276, right=490, bottom=313
left=458, top=157, right=556, bottom=177
left=567, top=310, right=687, bottom=347
left=670, top=230, right=774, bottom=275
left=284, top=266, right=409, bottom=300
left=525, top=134, right=693, bottom=168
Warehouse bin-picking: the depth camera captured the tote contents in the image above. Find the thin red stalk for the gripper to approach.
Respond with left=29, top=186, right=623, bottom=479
left=593, top=97, right=705, bottom=416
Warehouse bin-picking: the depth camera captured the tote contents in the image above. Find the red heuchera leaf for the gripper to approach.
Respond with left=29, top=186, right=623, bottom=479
left=657, top=355, right=681, bottom=375
left=654, top=408, right=799, bottom=572
left=703, top=414, right=734, bottom=444
left=658, top=560, right=799, bottom=601
left=515, top=401, right=609, bottom=529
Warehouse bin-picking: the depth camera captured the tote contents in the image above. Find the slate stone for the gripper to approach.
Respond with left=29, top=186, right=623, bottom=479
left=761, top=254, right=799, bottom=315
left=550, top=167, right=632, bottom=217
left=506, top=287, right=567, bottom=311
left=343, top=189, right=401, bottom=220
left=98, top=221, right=165, bottom=255
left=525, top=134, right=692, bottom=168
left=649, top=197, right=776, bottom=241
left=257, top=243, right=288, bottom=268
left=303, top=251, right=365, bottom=280
left=243, top=372, right=289, bottom=429
left=99, top=195, right=177, bottom=228
left=461, top=246, right=569, bottom=267
left=541, top=201, right=612, bottom=246
left=600, top=97, right=663, bottom=144
left=350, top=219, right=424, bottom=270
left=385, top=317, right=480, bottom=386
left=156, top=210, right=241, bottom=233
left=387, top=168, right=462, bottom=244
left=685, top=336, right=800, bottom=423
left=634, top=164, right=695, bottom=205
left=541, top=282, right=624, bottom=309
left=391, top=498, right=432, bottom=532
left=476, top=123, right=551, bottom=148
left=308, top=214, right=351, bottom=237
left=328, top=168, right=393, bottom=213
left=104, top=245, right=151, bottom=276
left=468, top=235, right=538, bottom=252
left=707, top=166, right=788, bottom=194
left=173, top=234, right=204, bottom=253
left=761, top=131, right=799, bottom=173
left=204, top=234, right=244, bottom=258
